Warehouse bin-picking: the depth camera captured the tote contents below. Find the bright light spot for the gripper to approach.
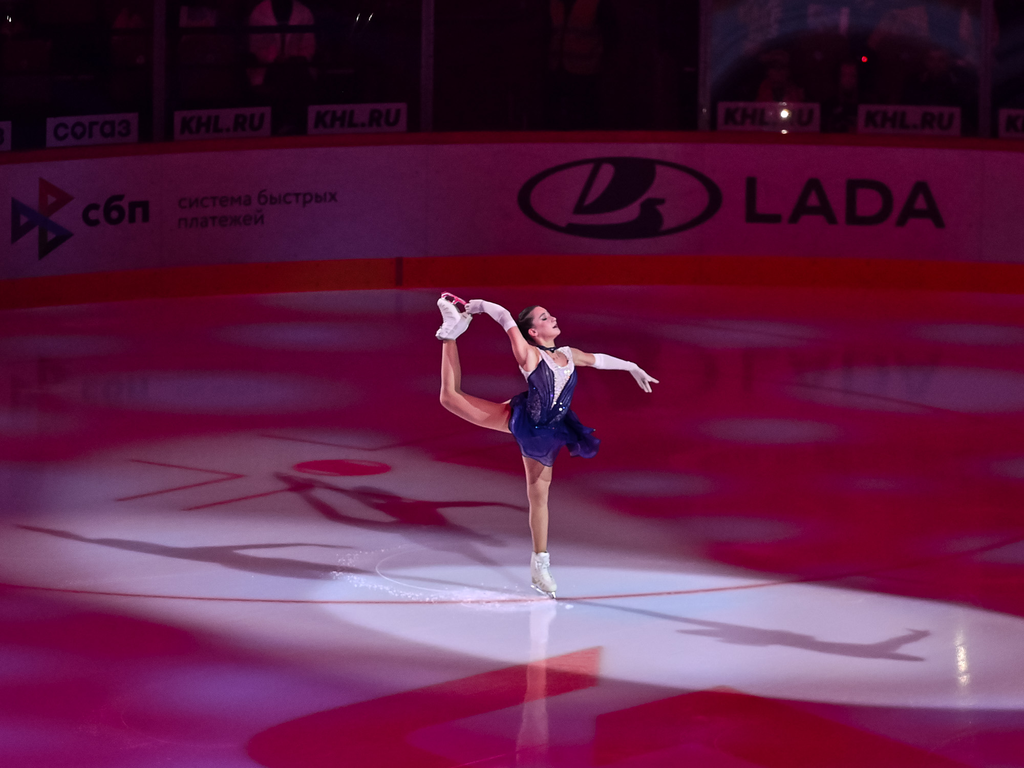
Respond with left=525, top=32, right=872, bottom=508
left=781, top=129, right=789, bottom=134
left=780, top=109, right=791, bottom=119
left=861, top=56, right=868, bottom=63
left=956, top=628, right=970, bottom=687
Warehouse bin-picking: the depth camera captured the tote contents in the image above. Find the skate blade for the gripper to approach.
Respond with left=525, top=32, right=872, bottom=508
left=531, top=583, right=556, bottom=599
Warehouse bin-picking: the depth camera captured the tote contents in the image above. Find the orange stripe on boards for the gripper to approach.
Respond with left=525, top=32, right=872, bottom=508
left=6, top=256, right=1024, bottom=309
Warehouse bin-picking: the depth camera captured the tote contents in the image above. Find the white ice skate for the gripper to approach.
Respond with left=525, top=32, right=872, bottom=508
left=436, top=293, right=472, bottom=341
left=530, top=551, right=557, bottom=598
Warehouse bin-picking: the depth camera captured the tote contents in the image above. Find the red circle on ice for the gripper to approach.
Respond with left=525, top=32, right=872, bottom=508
left=293, top=459, right=391, bottom=476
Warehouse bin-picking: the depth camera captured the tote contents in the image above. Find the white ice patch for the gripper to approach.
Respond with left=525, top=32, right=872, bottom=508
left=661, top=320, right=823, bottom=349
left=0, top=334, right=125, bottom=359
left=912, top=323, right=1024, bottom=346
left=326, top=564, right=1024, bottom=711
left=217, top=322, right=408, bottom=351
left=591, top=471, right=717, bottom=498
left=699, top=418, right=841, bottom=444
left=255, top=289, right=411, bottom=316
left=990, top=457, right=1024, bottom=479
left=792, top=366, right=1024, bottom=414
left=73, top=371, right=352, bottom=414
left=676, top=515, right=800, bottom=544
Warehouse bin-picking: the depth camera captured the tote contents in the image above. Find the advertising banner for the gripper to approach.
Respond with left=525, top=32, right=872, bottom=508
left=857, top=105, right=960, bottom=136
left=307, top=103, right=407, bottom=135
left=174, top=107, right=272, bottom=141
left=717, top=103, right=820, bottom=133
left=0, top=122, right=10, bottom=152
left=45, top=113, right=139, bottom=148
left=3, top=138, right=1024, bottom=283
left=998, top=109, right=1024, bottom=139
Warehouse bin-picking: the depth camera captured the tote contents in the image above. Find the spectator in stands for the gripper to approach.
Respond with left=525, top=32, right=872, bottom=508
left=176, top=3, right=243, bottom=108
left=867, top=1, right=930, bottom=104
left=112, top=1, right=146, bottom=30
left=0, top=5, right=28, bottom=39
left=795, top=2, right=852, bottom=107
left=546, top=0, right=611, bottom=130
left=737, top=0, right=782, bottom=56
left=825, top=59, right=860, bottom=132
left=601, top=0, right=691, bottom=130
left=179, top=4, right=218, bottom=28
left=904, top=45, right=972, bottom=107
left=434, top=0, right=548, bottom=131
left=109, top=2, right=150, bottom=108
left=248, top=0, right=316, bottom=134
left=756, top=48, right=805, bottom=102
left=248, top=0, right=316, bottom=87
left=0, top=4, right=52, bottom=116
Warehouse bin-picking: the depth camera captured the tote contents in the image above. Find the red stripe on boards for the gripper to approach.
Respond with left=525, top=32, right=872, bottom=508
left=6, top=255, right=1024, bottom=310
left=4, top=129, right=1024, bottom=166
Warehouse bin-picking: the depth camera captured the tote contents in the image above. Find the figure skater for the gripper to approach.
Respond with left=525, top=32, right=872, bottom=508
left=435, top=293, right=658, bottom=597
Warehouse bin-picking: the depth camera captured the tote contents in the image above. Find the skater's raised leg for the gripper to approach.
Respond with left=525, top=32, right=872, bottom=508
left=439, top=340, right=511, bottom=433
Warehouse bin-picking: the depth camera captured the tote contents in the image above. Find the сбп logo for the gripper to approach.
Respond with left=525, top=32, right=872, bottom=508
left=11, top=178, right=74, bottom=258
left=518, top=157, right=722, bottom=240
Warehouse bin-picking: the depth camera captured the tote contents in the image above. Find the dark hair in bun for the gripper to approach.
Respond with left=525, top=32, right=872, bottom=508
left=517, top=306, right=539, bottom=344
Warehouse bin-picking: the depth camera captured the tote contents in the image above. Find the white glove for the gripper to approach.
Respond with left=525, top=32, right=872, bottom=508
left=466, top=299, right=516, bottom=332
left=591, top=353, right=659, bottom=393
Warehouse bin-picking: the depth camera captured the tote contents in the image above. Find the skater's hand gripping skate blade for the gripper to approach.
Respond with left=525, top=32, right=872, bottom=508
left=436, top=294, right=472, bottom=341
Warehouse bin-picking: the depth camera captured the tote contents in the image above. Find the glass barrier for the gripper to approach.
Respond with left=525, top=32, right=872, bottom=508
left=0, top=0, right=154, bottom=149
left=168, top=0, right=421, bottom=138
left=433, top=0, right=700, bottom=132
left=0, top=1, right=1016, bottom=147
left=710, top=0, right=981, bottom=136
left=994, top=0, right=1024, bottom=138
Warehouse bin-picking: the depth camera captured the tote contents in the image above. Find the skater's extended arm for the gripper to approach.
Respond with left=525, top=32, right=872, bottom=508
left=467, top=299, right=539, bottom=371
left=571, top=348, right=659, bottom=393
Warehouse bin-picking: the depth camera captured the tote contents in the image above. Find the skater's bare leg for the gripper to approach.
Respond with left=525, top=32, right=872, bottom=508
left=526, top=457, right=557, bottom=596
left=523, top=457, right=552, bottom=553
left=439, top=340, right=511, bottom=433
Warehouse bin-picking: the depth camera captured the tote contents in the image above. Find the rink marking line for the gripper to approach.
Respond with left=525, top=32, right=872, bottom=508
left=183, top=487, right=292, bottom=511
left=4, top=530, right=1023, bottom=606
left=0, top=577, right=793, bottom=605
left=116, top=460, right=245, bottom=502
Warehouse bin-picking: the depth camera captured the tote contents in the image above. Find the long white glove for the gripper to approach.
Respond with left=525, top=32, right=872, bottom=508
left=466, top=299, right=517, bottom=332
left=591, top=353, right=659, bottom=393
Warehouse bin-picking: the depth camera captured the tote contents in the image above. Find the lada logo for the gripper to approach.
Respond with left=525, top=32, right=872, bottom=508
left=518, top=157, right=722, bottom=240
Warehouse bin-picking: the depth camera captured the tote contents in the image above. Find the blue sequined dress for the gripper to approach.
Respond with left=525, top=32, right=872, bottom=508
left=507, top=347, right=600, bottom=467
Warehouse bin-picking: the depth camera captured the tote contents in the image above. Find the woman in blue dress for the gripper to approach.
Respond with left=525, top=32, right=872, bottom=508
left=435, top=293, right=658, bottom=597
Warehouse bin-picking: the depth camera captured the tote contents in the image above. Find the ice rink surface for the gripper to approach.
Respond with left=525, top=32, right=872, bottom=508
left=2, top=285, right=1024, bottom=767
